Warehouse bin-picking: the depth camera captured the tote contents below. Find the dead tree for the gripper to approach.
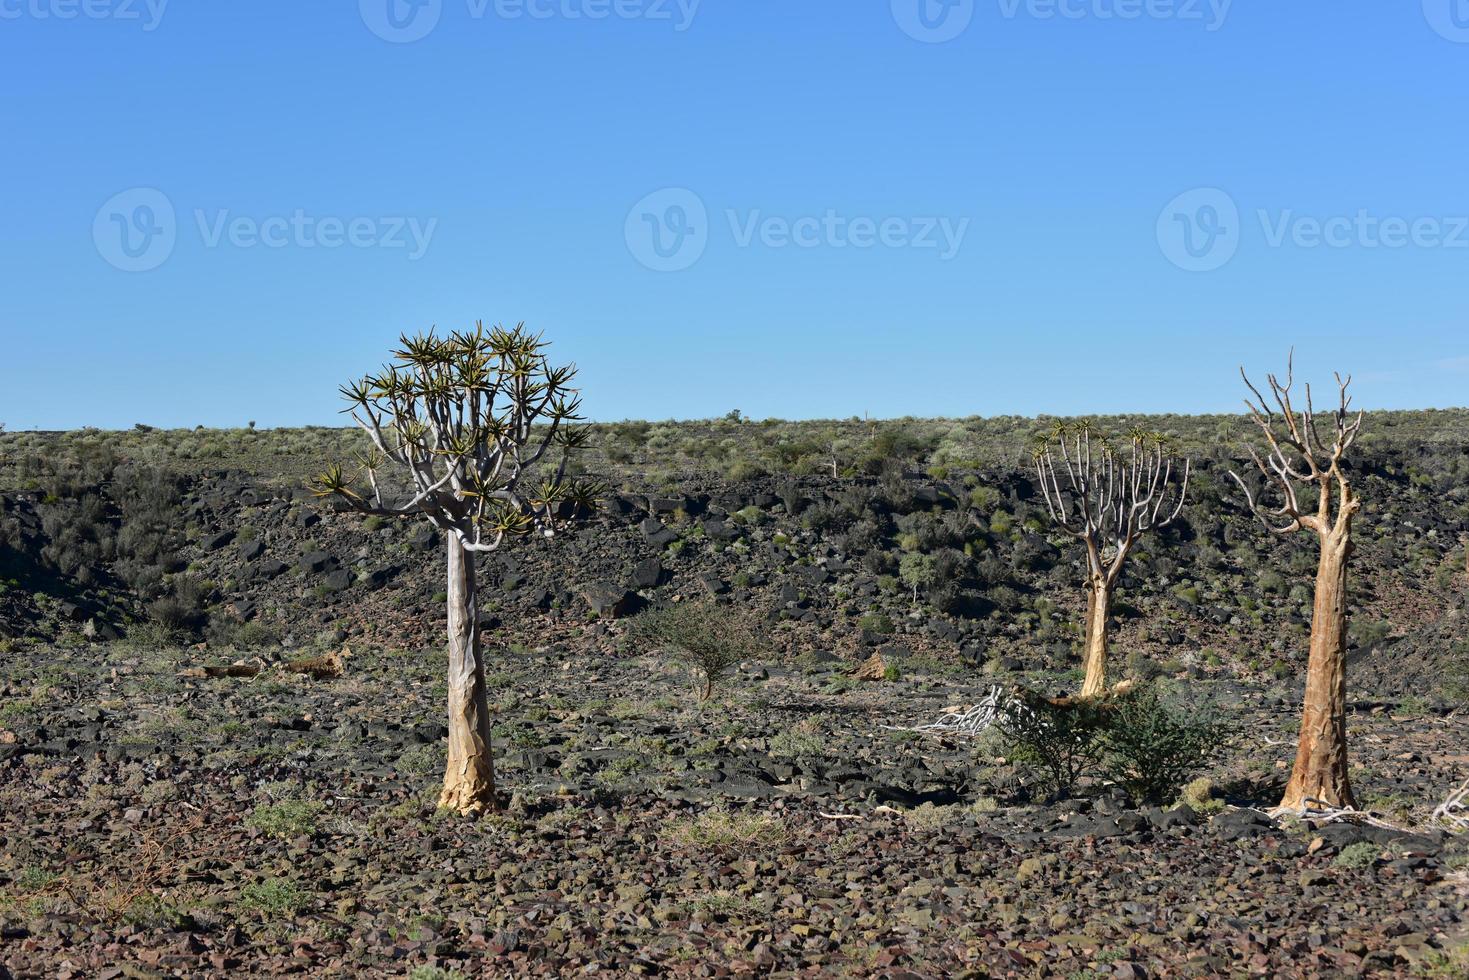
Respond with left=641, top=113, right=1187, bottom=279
left=311, top=323, right=600, bottom=814
left=1229, top=354, right=1363, bottom=812
left=1034, top=424, right=1190, bottom=698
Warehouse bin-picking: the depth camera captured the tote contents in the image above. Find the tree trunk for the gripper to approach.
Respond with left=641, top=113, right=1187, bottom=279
left=1079, top=576, right=1112, bottom=698
left=438, top=537, right=496, bottom=814
left=1279, top=530, right=1356, bottom=811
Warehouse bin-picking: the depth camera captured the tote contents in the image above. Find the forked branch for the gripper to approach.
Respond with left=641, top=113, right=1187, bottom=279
left=1228, top=350, right=1363, bottom=539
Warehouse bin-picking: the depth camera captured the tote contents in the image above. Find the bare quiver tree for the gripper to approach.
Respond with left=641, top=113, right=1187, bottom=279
left=311, top=323, right=601, bottom=814
left=1034, top=425, right=1190, bottom=698
left=1229, top=356, right=1363, bottom=812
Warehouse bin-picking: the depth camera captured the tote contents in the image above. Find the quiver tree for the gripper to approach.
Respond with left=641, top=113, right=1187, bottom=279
left=311, top=322, right=601, bottom=814
left=1034, top=424, right=1190, bottom=698
left=1229, top=355, right=1363, bottom=812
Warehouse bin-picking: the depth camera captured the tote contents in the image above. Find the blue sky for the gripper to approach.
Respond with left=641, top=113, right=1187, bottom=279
left=2, top=1, right=1467, bottom=429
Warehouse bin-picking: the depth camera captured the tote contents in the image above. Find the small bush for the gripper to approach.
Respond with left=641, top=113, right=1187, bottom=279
left=409, top=969, right=468, bottom=980
left=247, top=799, right=325, bottom=839
left=239, top=877, right=306, bottom=918
left=1333, top=841, right=1380, bottom=869
left=1101, top=685, right=1227, bottom=805
left=627, top=601, right=763, bottom=701
left=996, top=693, right=1109, bottom=800
left=1178, top=776, right=1224, bottom=814
left=663, top=810, right=789, bottom=853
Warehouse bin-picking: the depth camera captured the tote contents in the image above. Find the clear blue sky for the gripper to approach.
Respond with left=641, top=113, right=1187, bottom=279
left=2, top=1, right=1467, bottom=429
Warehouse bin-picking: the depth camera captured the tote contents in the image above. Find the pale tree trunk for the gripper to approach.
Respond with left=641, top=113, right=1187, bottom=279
left=1080, top=575, right=1113, bottom=699
left=438, top=537, right=496, bottom=814
left=1280, top=528, right=1356, bottom=811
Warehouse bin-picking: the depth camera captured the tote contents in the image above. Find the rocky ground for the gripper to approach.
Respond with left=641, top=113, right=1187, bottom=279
left=1, top=636, right=1467, bottom=977
left=3, top=421, right=1469, bottom=976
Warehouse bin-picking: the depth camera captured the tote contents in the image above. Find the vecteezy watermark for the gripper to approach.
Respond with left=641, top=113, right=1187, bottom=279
left=726, top=210, right=970, bottom=259
left=0, top=0, right=168, bottom=30
left=1158, top=187, right=1469, bottom=271
left=358, top=0, right=441, bottom=43
left=1156, top=188, right=1240, bottom=272
left=93, top=188, right=439, bottom=272
left=194, top=210, right=438, bottom=260
left=625, top=188, right=971, bottom=272
left=94, top=188, right=177, bottom=273
left=1258, top=210, right=1469, bottom=250
left=892, top=0, right=975, bottom=43
left=998, top=0, right=1231, bottom=29
left=360, top=0, right=699, bottom=42
left=893, top=0, right=1232, bottom=41
left=1423, top=0, right=1469, bottom=42
left=625, top=188, right=708, bottom=273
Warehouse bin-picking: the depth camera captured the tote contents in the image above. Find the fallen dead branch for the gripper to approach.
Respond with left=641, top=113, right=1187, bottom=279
left=882, top=685, right=1012, bottom=738
left=1432, top=778, right=1469, bottom=831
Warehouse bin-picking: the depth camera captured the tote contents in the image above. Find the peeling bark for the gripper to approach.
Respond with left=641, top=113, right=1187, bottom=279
left=1080, top=577, right=1113, bottom=699
left=1280, top=529, right=1356, bottom=810
left=438, top=537, right=496, bottom=814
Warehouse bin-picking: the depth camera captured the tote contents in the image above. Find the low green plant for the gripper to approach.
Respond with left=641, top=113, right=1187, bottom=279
left=663, top=809, right=789, bottom=853
left=246, top=799, right=325, bottom=839
left=996, top=692, right=1109, bottom=800
left=239, top=877, right=306, bottom=918
left=1333, top=841, right=1380, bottom=869
left=408, top=968, right=468, bottom=980
left=1101, top=684, right=1227, bottom=805
left=1178, top=776, right=1224, bottom=814
left=627, top=601, right=763, bottom=702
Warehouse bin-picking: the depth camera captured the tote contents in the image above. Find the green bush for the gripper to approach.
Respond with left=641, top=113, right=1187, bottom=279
left=627, top=601, right=762, bottom=701
left=1333, top=841, right=1379, bottom=869
left=247, top=799, right=325, bottom=839
left=996, top=693, right=1109, bottom=800
left=239, top=877, right=306, bottom=918
left=1101, top=685, right=1227, bottom=805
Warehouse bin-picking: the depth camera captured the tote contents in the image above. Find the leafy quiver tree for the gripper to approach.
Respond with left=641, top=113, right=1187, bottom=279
left=1034, top=424, right=1191, bottom=698
left=311, top=323, right=601, bottom=814
left=1229, top=355, right=1362, bottom=812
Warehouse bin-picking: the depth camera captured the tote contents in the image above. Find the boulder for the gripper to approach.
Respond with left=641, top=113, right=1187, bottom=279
left=583, top=583, right=640, bottom=619
left=639, top=518, right=677, bottom=548
left=299, top=551, right=338, bottom=575
left=631, top=557, right=664, bottom=591
left=201, top=530, right=236, bottom=552
left=321, top=569, right=353, bottom=593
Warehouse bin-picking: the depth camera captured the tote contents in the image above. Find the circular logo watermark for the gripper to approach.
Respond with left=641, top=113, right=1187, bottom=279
left=892, top=0, right=974, bottom=43
left=625, top=188, right=708, bottom=272
left=360, top=0, right=441, bottom=43
left=93, top=188, right=177, bottom=273
left=1423, top=0, right=1469, bottom=42
left=1156, top=187, right=1240, bottom=272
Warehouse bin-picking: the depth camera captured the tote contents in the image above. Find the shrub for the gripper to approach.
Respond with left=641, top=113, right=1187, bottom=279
left=1333, top=841, right=1379, bottom=869
left=247, top=800, right=325, bottom=839
left=663, top=809, right=789, bottom=853
left=627, top=601, right=762, bottom=701
left=1101, top=685, right=1227, bottom=805
left=239, top=877, right=306, bottom=918
left=1179, top=776, right=1224, bottom=814
left=996, top=692, right=1109, bottom=800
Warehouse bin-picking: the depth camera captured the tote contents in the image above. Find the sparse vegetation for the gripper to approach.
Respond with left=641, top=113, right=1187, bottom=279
left=627, top=601, right=763, bottom=701
left=1101, top=685, right=1228, bottom=805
